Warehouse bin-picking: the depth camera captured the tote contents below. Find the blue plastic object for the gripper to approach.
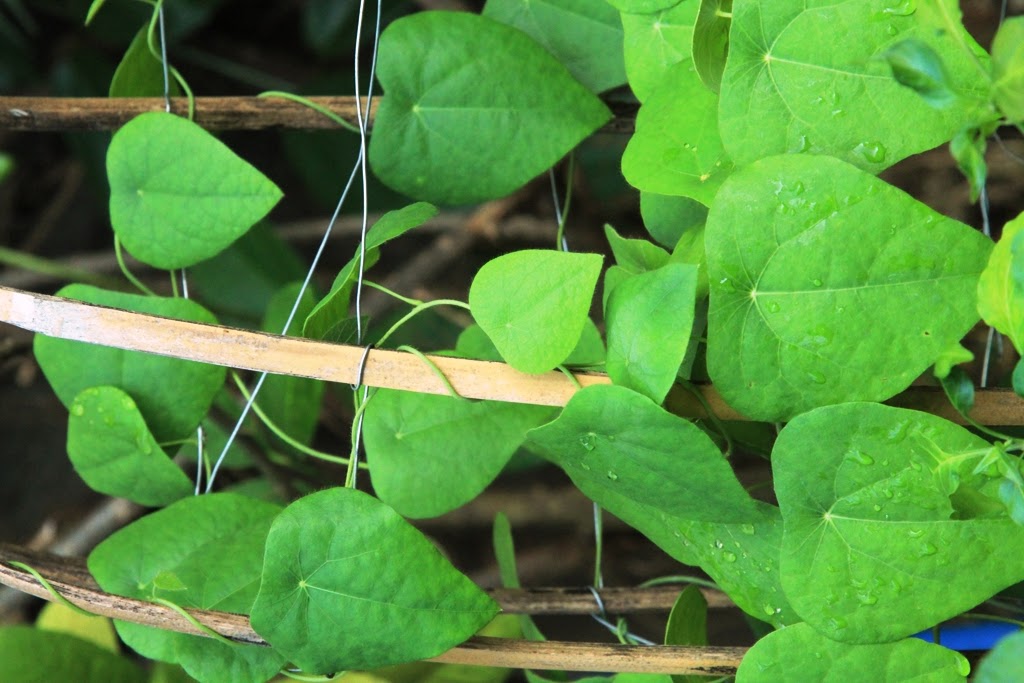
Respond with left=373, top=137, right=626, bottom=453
left=914, top=621, right=1021, bottom=651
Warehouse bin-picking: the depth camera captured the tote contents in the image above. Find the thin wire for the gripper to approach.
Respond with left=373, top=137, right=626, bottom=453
left=157, top=3, right=170, bottom=113
left=994, top=133, right=1024, bottom=165
left=549, top=168, right=569, bottom=252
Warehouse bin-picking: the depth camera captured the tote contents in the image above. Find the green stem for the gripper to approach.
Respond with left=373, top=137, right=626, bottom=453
left=557, top=365, right=583, bottom=390
left=114, top=237, right=157, bottom=296
left=346, top=387, right=375, bottom=487
left=639, top=574, right=721, bottom=591
left=396, top=345, right=464, bottom=399
left=0, top=246, right=121, bottom=289
left=375, top=299, right=471, bottom=348
left=6, top=562, right=97, bottom=618
left=150, top=597, right=237, bottom=647
left=555, top=153, right=575, bottom=251
left=278, top=670, right=342, bottom=682
left=363, top=280, right=424, bottom=307
left=258, top=91, right=359, bottom=133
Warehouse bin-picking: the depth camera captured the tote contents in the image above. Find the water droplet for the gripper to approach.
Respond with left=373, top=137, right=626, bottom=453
left=765, top=300, right=781, bottom=313
left=714, top=540, right=724, bottom=549
left=797, top=135, right=811, bottom=152
left=848, top=450, right=875, bottom=466
left=606, top=470, right=618, bottom=481
left=741, top=524, right=756, bottom=535
left=71, top=404, right=85, bottom=417
left=883, top=489, right=894, bottom=499
left=723, top=551, right=737, bottom=563
left=828, top=617, right=848, bottom=631
left=857, top=592, right=879, bottom=606
left=104, top=416, right=115, bottom=427
left=137, top=435, right=152, bottom=455
left=908, top=529, right=924, bottom=538
left=886, top=23, right=898, bottom=35
left=122, top=397, right=135, bottom=410
left=811, top=278, right=823, bottom=287
left=807, top=370, right=827, bottom=385
left=883, top=0, right=916, bottom=15
left=854, top=141, right=887, bottom=164
left=580, top=463, right=591, bottom=471
left=910, top=460, right=923, bottom=471
left=762, top=604, right=777, bottom=616
left=872, top=504, right=882, bottom=512
left=579, top=434, right=596, bottom=451
left=920, top=542, right=938, bottom=556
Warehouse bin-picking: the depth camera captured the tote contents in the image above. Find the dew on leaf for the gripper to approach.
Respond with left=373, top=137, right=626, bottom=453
left=713, top=539, right=724, bottom=549
left=919, top=542, right=938, bottom=556
left=71, top=404, right=85, bottom=417
left=847, top=450, right=874, bottom=466
left=872, top=504, right=883, bottom=512
left=882, top=0, right=916, bottom=16
left=741, top=523, right=756, bottom=535
left=854, top=141, right=888, bottom=164
left=579, top=434, right=596, bottom=451
left=723, top=551, right=737, bottom=563
left=606, top=470, right=618, bottom=481
left=765, top=300, right=781, bottom=313
left=807, top=370, right=827, bottom=385
left=857, top=592, right=879, bottom=606
left=811, top=278, right=823, bottom=287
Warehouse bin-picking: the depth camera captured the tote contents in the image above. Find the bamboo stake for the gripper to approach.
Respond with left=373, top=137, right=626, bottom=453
left=0, top=96, right=638, bottom=134
left=0, top=545, right=744, bottom=675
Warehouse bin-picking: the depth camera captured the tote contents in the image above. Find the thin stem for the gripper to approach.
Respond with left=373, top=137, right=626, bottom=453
left=6, top=562, right=96, bottom=618
left=114, top=237, right=157, bottom=296
left=150, top=597, right=237, bottom=647
left=374, top=299, right=471, bottom=348
left=639, top=575, right=722, bottom=591
left=557, top=364, right=584, bottom=390
left=258, top=91, right=359, bottom=132
left=593, top=503, right=605, bottom=589
left=169, top=270, right=179, bottom=297
left=346, top=386, right=372, bottom=487
left=363, top=280, right=424, bottom=307
left=396, top=345, right=464, bottom=399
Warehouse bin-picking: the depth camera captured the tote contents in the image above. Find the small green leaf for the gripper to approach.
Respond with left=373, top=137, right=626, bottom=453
left=665, top=586, right=708, bottom=683
left=992, top=16, right=1024, bottom=123
left=36, top=602, right=119, bottom=654
left=604, top=224, right=670, bottom=274
left=363, top=389, right=555, bottom=518
left=0, top=627, right=146, bottom=683
left=881, top=38, right=957, bottom=108
left=939, top=367, right=975, bottom=417
left=976, top=631, right=1024, bottom=683
left=707, top=155, right=991, bottom=421
left=735, top=623, right=969, bottom=682
left=250, top=487, right=498, bottom=673
left=1014, top=358, right=1024, bottom=397
left=67, top=386, right=193, bottom=506
left=622, top=61, right=732, bottom=204
left=303, top=202, right=437, bottom=339
left=469, top=250, right=603, bottom=374
left=950, top=125, right=988, bottom=203
left=933, top=342, right=974, bottom=380
left=34, top=285, right=225, bottom=443
left=605, top=263, right=697, bottom=403
left=621, top=2, right=699, bottom=101
left=0, top=153, right=12, bottom=183
left=110, top=28, right=183, bottom=98
left=85, top=0, right=109, bottom=25
left=978, top=213, right=1024, bottom=353
left=492, top=513, right=547, bottom=642
left=640, top=193, right=708, bottom=249
left=774, top=403, right=1024, bottom=643
left=369, top=12, right=610, bottom=205
left=88, top=494, right=285, bottom=683
left=483, top=0, right=627, bottom=93
left=108, top=112, right=283, bottom=269
left=691, top=0, right=731, bottom=93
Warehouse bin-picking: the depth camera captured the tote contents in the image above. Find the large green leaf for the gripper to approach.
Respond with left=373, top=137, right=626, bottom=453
left=0, top=627, right=146, bottom=683
left=34, top=285, right=226, bottom=443
left=774, top=403, right=1024, bottom=643
left=978, top=212, right=1024, bottom=354
left=735, top=623, right=969, bottom=682
left=720, top=0, right=992, bottom=171
left=108, top=112, right=282, bottom=269
left=605, top=263, right=697, bottom=403
left=527, top=385, right=794, bottom=624
left=620, top=1, right=699, bottom=101
left=88, top=494, right=285, bottom=683
left=976, top=631, right=1024, bottom=683
left=109, top=28, right=183, bottom=98
left=363, top=389, right=555, bottom=518
left=622, top=61, right=731, bottom=205
left=605, top=224, right=671, bottom=274
left=469, top=250, right=603, bottom=374
left=67, top=386, right=193, bottom=506
left=992, top=17, right=1024, bottom=122
left=483, top=0, right=627, bottom=93
left=369, top=12, right=611, bottom=205
left=250, top=487, right=498, bottom=673
left=706, top=155, right=990, bottom=421
left=303, top=202, right=437, bottom=340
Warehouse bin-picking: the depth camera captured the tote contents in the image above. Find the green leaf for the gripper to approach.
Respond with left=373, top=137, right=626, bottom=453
left=606, top=0, right=681, bottom=12
left=527, top=385, right=794, bottom=625
left=622, top=61, right=732, bottom=204
left=640, top=193, right=708, bottom=249
left=735, top=623, right=969, bottom=682
left=950, top=125, right=988, bottom=203
left=469, top=250, right=603, bottom=374
left=664, top=586, right=708, bottom=683
left=978, top=213, right=1024, bottom=353
left=88, top=494, right=285, bottom=683
left=483, top=0, right=627, bottom=93
left=706, top=155, right=991, bottom=421
left=992, top=16, right=1024, bottom=123
left=620, top=2, right=699, bottom=101
left=369, top=12, right=611, bottom=205
left=939, top=367, right=974, bottom=416
left=363, top=389, right=555, bottom=518
left=604, top=224, right=670, bottom=274
left=669, top=223, right=709, bottom=299
left=110, top=27, right=183, bottom=98
left=250, top=487, right=499, bottom=673
left=260, top=283, right=324, bottom=446
left=0, top=153, right=12, bottom=184
left=720, top=0, right=992, bottom=172
left=456, top=319, right=604, bottom=367
left=975, top=630, right=1024, bottom=683
left=108, top=112, right=282, bottom=269
left=1014, top=358, right=1024, bottom=398
left=34, top=285, right=226, bottom=443
left=774, top=403, right=1024, bottom=643
left=303, top=202, right=438, bottom=339
left=605, top=263, right=697, bottom=403
left=67, top=386, right=193, bottom=506
left=0, top=627, right=146, bottom=683
left=492, top=513, right=547, bottom=642
left=881, top=38, right=957, bottom=108
left=36, top=602, right=119, bottom=654
left=691, top=0, right=730, bottom=93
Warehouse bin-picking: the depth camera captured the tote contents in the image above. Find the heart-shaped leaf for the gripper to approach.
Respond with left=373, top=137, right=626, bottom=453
left=108, top=112, right=282, bottom=269
left=250, top=487, right=498, bottom=673
left=774, top=403, right=1024, bottom=642
left=369, top=12, right=610, bottom=205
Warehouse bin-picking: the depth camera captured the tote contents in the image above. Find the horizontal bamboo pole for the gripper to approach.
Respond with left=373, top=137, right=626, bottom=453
left=0, top=544, right=744, bottom=675
left=0, top=96, right=639, bottom=134
left=2, top=285, right=1022, bottom=423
